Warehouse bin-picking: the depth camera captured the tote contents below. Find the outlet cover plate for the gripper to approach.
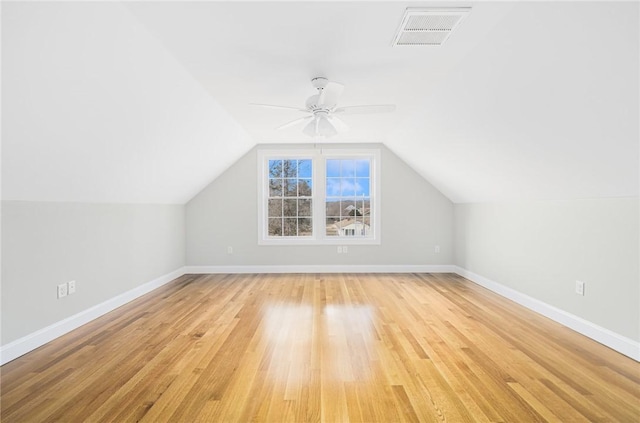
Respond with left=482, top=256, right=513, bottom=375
left=57, top=283, right=68, bottom=299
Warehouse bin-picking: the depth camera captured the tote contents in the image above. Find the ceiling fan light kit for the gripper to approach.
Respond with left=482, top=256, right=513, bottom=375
left=251, top=77, right=396, bottom=139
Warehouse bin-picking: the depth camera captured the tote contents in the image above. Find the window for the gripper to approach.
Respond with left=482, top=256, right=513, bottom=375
left=325, top=158, right=371, bottom=238
left=258, top=148, right=380, bottom=245
left=267, top=159, right=313, bottom=237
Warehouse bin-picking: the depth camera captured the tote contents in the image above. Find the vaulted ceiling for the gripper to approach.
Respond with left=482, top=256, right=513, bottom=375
left=2, top=1, right=638, bottom=204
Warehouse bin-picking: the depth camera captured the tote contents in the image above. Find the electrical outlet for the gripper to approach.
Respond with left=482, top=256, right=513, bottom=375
left=68, top=280, right=76, bottom=295
left=227, top=246, right=233, bottom=254
left=337, top=246, right=343, bottom=254
left=575, top=280, right=585, bottom=296
left=435, top=245, right=441, bottom=253
left=57, top=283, right=68, bottom=299
left=342, top=246, right=348, bottom=254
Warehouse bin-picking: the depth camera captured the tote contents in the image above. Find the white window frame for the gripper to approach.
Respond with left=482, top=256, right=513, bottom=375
left=257, top=147, right=381, bottom=245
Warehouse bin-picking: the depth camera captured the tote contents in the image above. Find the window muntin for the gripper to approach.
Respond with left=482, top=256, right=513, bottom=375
left=258, top=148, right=380, bottom=245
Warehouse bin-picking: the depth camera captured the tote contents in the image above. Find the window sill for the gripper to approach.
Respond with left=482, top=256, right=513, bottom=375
left=258, top=237, right=381, bottom=246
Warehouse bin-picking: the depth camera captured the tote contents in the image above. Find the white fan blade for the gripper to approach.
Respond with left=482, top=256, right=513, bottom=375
left=317, top=115, right=338, bottom=137
left=303, top=117, right=319, bottom=137
left=328, top=115, right=349, bottom=133
left=250, top=103, right=307, bottom=112
left=334, top=104, right=396, bottom=114
left=276, top=115, right=313, bottom=130
left=302, top=116, right=337, bottom=137
left=318, top=81, right=344, bottom=107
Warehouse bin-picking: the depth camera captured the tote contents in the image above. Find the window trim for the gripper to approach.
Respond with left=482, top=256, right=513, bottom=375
left=257, top=147, right=381, bottom=245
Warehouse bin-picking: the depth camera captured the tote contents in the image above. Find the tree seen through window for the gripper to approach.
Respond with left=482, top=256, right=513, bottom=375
left=267, top=159, right=313, bottom=237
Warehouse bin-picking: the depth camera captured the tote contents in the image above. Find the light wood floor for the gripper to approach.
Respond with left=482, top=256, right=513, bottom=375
left=1, top=273, right=638, bottom=422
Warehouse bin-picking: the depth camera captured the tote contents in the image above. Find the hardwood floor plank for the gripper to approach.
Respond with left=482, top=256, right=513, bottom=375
left=391, top=384, right=420, bottom=423
left=2, top=273, right=638, bottom=422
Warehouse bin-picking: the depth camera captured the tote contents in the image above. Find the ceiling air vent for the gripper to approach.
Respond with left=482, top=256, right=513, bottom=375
left=392, top=8, right=471, bottom=47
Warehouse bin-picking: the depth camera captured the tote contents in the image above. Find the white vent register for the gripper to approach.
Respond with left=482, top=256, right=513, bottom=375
left=393, top=8, right=471, bottom=47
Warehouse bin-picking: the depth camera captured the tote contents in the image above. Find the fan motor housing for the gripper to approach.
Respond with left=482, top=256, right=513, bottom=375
left=305, top=95, right=331, bottom=113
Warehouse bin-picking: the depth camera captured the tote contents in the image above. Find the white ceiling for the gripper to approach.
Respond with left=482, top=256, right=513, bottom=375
left=2, top=1, right=638, bottom=204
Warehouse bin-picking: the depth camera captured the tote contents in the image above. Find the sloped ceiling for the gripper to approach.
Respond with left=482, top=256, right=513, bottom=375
left=2, top=2, right=253, bottom=204
left=2, top=1, right=638, bottom=204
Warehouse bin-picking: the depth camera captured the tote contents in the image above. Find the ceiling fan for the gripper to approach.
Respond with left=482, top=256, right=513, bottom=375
left=251, top=77, right=396, bottom=138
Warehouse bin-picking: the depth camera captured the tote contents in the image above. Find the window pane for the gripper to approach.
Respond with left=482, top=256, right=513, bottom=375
left=298, top=218, right=312, bottom=236
left=357, top=198, right=370, bottom=217
left=299, top=179, right=312, bottom=196
left=269, top=160, right=282, bottom=178
left=283, top=199, right=297, bottom=216
left=298, top=199, right=312, bottom=216
left=355, top=178, right=369, bottom=196
left=298, top=160, right=312, bottom=178
left=341, top=199, right=357, bottom=217
left=326, top=200, right=340, bottom=218
left=326, top=159, right=341, bottom=177
left=282, top=159, right=297, bottom=177
left=341, top=178, right=356, bottom=196
left=283, top=218, right=297, bottom=236
left=339, top=217, right=369, bottom=237
left=335, top=216, right=355, bottom=237
left=326, top=216, right=340, bottom=224
left=268, top=199, right=282, bottom=218
left=326, top=178, right=341, bottom=196
left=268, top=218, right=282, bottom=236
left=326, top=218, right=339, bottom=236
left=352, top=214, right=361, bottom=225
left=284, top=179, right=298, bottom=197
left=361, top=218, right=371, bottom=236
left=356, top=159, right=370, bottom=177
left=341, top=160, right=356, bottom=177
left=269, top=179, right=283, bottom=197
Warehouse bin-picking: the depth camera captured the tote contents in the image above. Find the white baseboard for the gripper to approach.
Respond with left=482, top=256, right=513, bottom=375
left=185, top=264, right=455, bottom=274
left=3, top=265, right=637, bottom=365
left=0, top=267, right=186, bottom=366
left=453, top=266, right=640, bottom=362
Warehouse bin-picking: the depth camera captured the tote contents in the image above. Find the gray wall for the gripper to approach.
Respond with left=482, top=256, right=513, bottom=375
left=454, top=198, right=639, bottom=341
left=186, top=144, right=454, bottom=266
left=6, top=148, right=636, bottom=352
left=1, top=201, right=185, bottom=344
